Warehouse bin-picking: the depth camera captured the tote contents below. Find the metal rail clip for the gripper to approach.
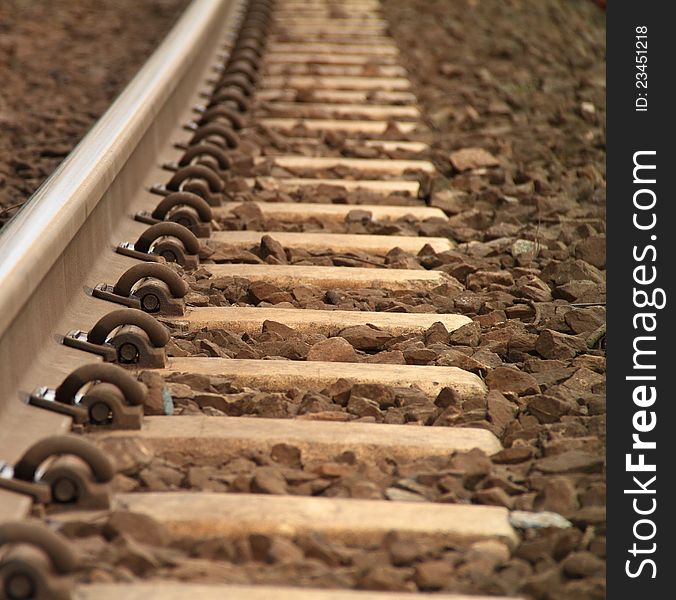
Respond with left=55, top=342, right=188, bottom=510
left=62, top=308, right=169, bottom=368
left=135, top=191, right=213, bottom=237
left=0, top=521, right=76, bottom=600
left=93, top=263, right=188, bottom=316
left=28, top=363, right=147, bottom=430
left=116, top=222, right=202, bottom=268
left=0, top=435, right=114, bottom=509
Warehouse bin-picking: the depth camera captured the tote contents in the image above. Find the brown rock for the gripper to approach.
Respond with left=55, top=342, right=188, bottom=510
left=432, top=404, right=462, bottom=427
left=565, top=307, right=605, bottom=334
left=338, top=325, right=392, bottom=350
left=249, top=281, right=293, bottom=304
left=477, top=310, right=507, bottom=328
left=572, top=354, right=605, bottom=373
left=541, top=259, right=605, bottom=285
left=323, top=378, right=353, bottom=405
left=555, top=280, right=605, bottom=303
left=193, top=392, right=241, bottom=415
left=524, top=357, right=568, bottom=373
left=192, top=537, right=237, bottom=561
left=385, top=532, right=429, bottom=566
left=523, top=566, right=564, bottom=598
left=165, top=338, right=191, bottom=357
left=436, top=349, right=486, bottom=374
left=187, top=466, right=225, bottom=492
left=111, top=473, right=139, bottom=494
left=557, top=578, right=606, bottom=600
left=486, top=390, right=517, bottom=436
left=535, top=329, right=587, bottom=360
left=531, top=367, right=577, bottom=389
left=296, top=533, right=343, bottom=566
left=268, top=536, right=305, bottom=564
left=404, top=347, right=438, bottom=365
left=259, top=234, right=287, bottom=263
left=526, top=394, right=572, bottom=423
left=450, top=449, right=492, bottom=488
left=112, top=534, right=160, bottom=576
left=574, top=236, right=606, bottom=268
left=467, top=539, right=511, bottom=567
left=434, top=386, right=462, bottom=409
left=346, top=208, right=372, bottom=223
left=562, top=551, right=606, bottom=578
left=449, top=321, right=481, bottom=346
left=536, top=477, right=578, bottom=514
left=491, top=445, right=534, bottom=464
left=292, top=285, right=319, bottom=303
left=270, top=443, right=302, bottom=468
left=232, top=202, right=264, bottom=223
left=211, top=330, right=252, bottom=356
left=199, top=339, right=229, bottom=358
left=248, top=533, right=273, bottom=562
left=350, top=383, right=396, bottom=409
left=449, top=147, right=499, bottom=171
left=298, top=393, right=338, bottom=415
left=569, top=506, right=606, bottom=527
left=347, top=395, right=382, bottom=419
left=262, top=320, right=299, bottom=338
left=366, top=350, right=407, bottom=364
left=543, top=436, right=602, bottom=457
left=424, top=321, right=450, bottom=344
left=167, top=372, right=211, bottom=392
left=536, top=450, right=604, bottom=474
left=250, top=467, right=288, bottom=494
left=467, top=270, right=514, bottom=290
left=306, top=337, right=359, bottom=362
left=315, top=462, right=353, bottom=478
left=249, top=534, right=303, bottom=564
left=430, top=189, right=470, bottom=214
left=473, top=348, right=503, bottom=368
left=552, top=527, right=584, bottom=561
left=473, top=486, right=514, bottom=508
left=138, top=370, right=165, bottom=416
left=437, top=474, right=473, bottom=502
left=485, top=366, right=540, bottom=396
left=103, top=511, right=168, bottom=547
left=385, top=487, right=425, bottom=502
left=413, top=560, right=454, bottom=590
left=276, top=338, right=311, bottom=360
left=359, top=566, right=413, bottom=592
left=516, top=275, right=553, bottom=302
left=580, top=482, right=606, bottom=507
left=138, top=464, right=183, bottom=490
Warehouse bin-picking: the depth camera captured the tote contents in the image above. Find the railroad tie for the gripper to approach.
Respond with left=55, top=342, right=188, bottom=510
left=213, top=201, right=445, bottom=222
left=90, top=415, right=502, bottom=461
left=77, top=584, right=521, bottom=600
left=52, top=493, right=518, bottom=548
left=201, top=264, right=452, bottom=292
left=208, top=230, right=453, bottom=255
left=154, top=357, right=487, bottom=401
left=164, top=306, right=471, bottom=336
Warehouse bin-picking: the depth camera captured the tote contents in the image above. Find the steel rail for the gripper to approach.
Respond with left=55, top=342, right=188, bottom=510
left=0, top=0, right=242, bottom=519
left=0, top=0, right=231, bottom=340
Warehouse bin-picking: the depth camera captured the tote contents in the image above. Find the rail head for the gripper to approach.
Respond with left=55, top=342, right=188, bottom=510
left=0, top=0, right=234, bottom=340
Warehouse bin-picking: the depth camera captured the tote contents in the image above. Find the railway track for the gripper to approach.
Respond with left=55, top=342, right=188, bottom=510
left=0, top=1, right=584, bottom=599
